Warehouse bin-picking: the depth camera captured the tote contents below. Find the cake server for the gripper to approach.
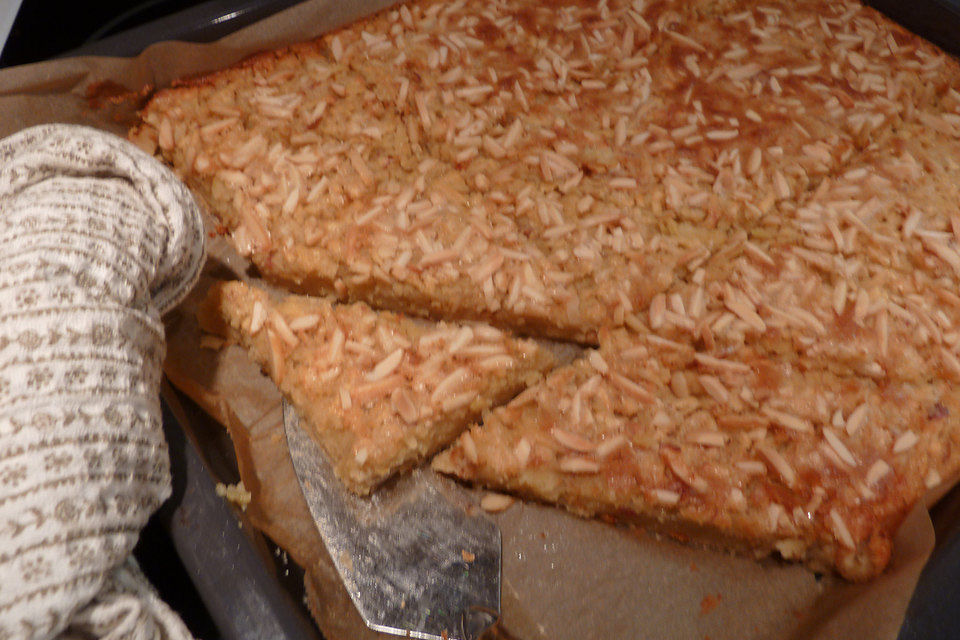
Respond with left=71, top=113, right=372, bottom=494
left=282, top=400, right=501, bottom=640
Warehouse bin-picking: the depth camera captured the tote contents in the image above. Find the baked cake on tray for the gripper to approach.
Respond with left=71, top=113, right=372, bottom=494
left=132, top=0, right=960, bottom=579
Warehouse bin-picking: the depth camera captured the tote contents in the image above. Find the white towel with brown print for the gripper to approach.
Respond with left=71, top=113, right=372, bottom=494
left=0, top=125, right=205, bottom=640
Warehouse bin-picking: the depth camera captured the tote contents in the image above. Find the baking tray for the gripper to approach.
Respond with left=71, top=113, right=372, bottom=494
left=153, top=385, right=323, bottom=640
left=53, top=0, right=960, bottom=638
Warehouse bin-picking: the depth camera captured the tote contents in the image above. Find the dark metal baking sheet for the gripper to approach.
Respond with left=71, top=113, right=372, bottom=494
left=61, top=0, right=304, bottom=59
left=56, top=1, right=960, bottom=638
left=157, top=388, right=323, bottom=640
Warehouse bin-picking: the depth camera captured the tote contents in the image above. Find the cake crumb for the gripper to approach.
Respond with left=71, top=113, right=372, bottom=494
left=215, top=480, right=252, bottom=510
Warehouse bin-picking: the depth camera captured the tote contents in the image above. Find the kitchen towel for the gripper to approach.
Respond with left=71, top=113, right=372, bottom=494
left=0, top=124, right=205, bottom=640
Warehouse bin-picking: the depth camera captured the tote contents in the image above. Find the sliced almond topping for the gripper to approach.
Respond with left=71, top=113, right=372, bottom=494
left=773, top=170, right=791, bottom=199
left=472, top=325, right=504, bottom=342
left=595, top=434, right=628, bottom=458
left=833, top=279, right=848, bottom=315
left=789, top=307, right=826, bottom=335
left=645, top=334, right=687, bottom=351
left=326, top=327, right=345, bottom=364
left=420, top=247, right=459, bottom=268
left=757, top=444, right=796, bottom=486
left=925, top=469, right=942, bottom=489
left=665, top=29, right=706, bottom=52
left=902, top=208, right=923, bottom=238
left=746, top=147, right=762, bottom=175
left=430, top=366, right=471, bottom=404
left=352, top=374, right=403, bottom=405
left=693, top=353, right=752, bottom=374
left=442, top=390, right=477, bottom=413
left=501, top=117, right=523, bottom=148
left=249, top=300, right=267, bottom=335
left=724, top=290, right=766, bottom=333
left=865, top=459, right=891, bottom=486
left=726, top=62, right=762, bottom=82
left=892, top=431, right=919, bottom=454
left=288, top=314, right=321, bottom=331
left=339, top=387, right=352, bottom=411
left=282, top=186, right=300, bottom=216
left=649, top=293, right=666, bottom=329
left=270, top=312, right=299, bottom=348
left=651, top=489, right=681, bottom=506
left=471, top=252, right=505, bottom=282
left=158, top=118, right=174, bottom=151
left=767, top=503, right=786, bottom=531
left=559, top=456, right=601, bottom=474
left=831, top=409, right=845, bottom=429
left=608, top=177, right=637, bottom=190
left=688, top=431, right=727, bottom=447
left=239, top=206, right=271, bottom=250
left=477, top=355, right=516, bottom=371
left=514, top=437, right=532, bottom=466
left=480, top=492, right=515, bottom=513
left=587, top=350, right=609, bottom=374
left=736, top=460, right=767, bottom=475
left=367, top=347, right=404, bottom=382
left=822, top=427, right=857, bottom=467
left=923, top=238, right=960, bottom=273
left=551, top=428, right=595, bottom=453
left=940, top=347, right=960, bottom=379
left=390, top=386, right=418, bottom=423
left=446, top=326, right=474, bottom=354
left=698, top=375, right=730, bottom=404
left=761, top=407, right=813, bottom=434
left=609, top=373, right=656, bottom=404
left=844, top=402, right=869, bottom=435
left=663, top=452, right=707, bottom=492
left=460, top=431, right=479, bottom=465
left=830, top=508, right=856, bottom=549
left=729, top=488, right=747, bottom=511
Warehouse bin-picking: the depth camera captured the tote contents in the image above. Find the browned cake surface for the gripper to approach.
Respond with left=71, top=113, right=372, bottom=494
left=133, top=0, right=960, bottom=579
left=132, top=0, right=959, bottom=343
left=198, top=280, right=555, bottom=493
left=433, top=328, right=960, bottom=581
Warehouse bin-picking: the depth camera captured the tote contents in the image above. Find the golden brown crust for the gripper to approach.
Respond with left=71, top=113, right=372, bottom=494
left=198, top=280, right=555, bottom=493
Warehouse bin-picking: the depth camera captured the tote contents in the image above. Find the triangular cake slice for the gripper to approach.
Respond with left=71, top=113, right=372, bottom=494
left=433, top=328, right=960, bottom=580
left=199, top=280, right=555, bottom=494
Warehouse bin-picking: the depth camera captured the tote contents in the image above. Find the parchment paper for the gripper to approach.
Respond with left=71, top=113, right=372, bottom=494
left=163, top=263, right=934, bottom=640
left=0, top=1, right=945, bottom=638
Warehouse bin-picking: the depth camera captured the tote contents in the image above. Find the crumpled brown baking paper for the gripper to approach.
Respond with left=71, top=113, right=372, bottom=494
left=0, top=1, right=947, bottom=638
left=163, top=261, right=935, bottom=640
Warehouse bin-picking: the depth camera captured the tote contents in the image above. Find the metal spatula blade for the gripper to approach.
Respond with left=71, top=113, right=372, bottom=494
left=282, top=401, right=501, bottom=640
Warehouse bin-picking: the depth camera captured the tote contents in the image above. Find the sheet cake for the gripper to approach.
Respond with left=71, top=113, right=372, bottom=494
left=133, top=0, right=960, bottom=579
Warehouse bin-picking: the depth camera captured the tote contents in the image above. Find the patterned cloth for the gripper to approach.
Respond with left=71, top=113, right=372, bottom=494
left=0, top=125, right=205, bottom=640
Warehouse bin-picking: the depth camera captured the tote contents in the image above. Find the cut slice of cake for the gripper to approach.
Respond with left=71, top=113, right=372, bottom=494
left=433, top=327, right=960, bottom=580
left=198, top=280, right=555, bottom=494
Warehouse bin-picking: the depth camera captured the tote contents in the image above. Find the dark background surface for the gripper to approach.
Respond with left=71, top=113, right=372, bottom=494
left=1, top=0, right=206, bottom=66
left=2, top=1, right=960, bottom=639
left=2, top=0, right=960, bottom=67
